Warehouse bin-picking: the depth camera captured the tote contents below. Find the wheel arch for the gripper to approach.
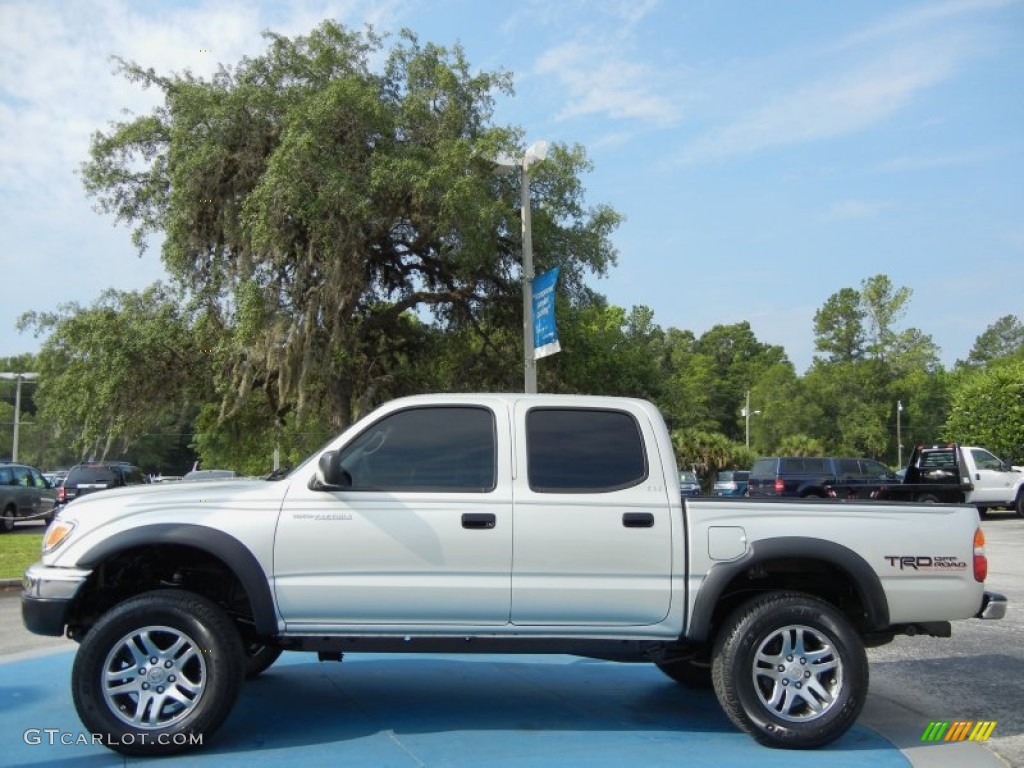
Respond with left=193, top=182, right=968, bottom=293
left=71, top=524, right=277, bottom=637
left=687, top=537, right=889, bottom=644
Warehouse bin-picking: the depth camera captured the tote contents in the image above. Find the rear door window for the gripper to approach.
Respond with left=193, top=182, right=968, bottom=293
left=526, top=408, right=647, bottom=492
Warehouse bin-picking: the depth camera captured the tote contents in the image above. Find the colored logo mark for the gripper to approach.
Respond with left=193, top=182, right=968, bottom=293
left=921, top=721, right=997, bottom=742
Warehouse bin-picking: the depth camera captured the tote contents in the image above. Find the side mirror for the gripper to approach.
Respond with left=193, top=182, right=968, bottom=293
left=310, top=450, right=351, bottom=491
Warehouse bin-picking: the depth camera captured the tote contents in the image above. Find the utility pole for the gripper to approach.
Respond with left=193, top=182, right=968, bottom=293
left=741, top=390, right=761, bottom=449
left=0, top=372, right=39, bottom=462
left=897, top=400, right=904, bottom=468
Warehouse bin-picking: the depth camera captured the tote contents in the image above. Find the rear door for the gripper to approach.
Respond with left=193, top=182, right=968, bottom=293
left=510, top=401, right=673, bottom=626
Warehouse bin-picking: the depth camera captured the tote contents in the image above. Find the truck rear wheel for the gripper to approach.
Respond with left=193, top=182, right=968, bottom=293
left=71, top=590, right=245, bottom=755
left=711, top=592, right=867, bottom=749
left=915, top=493, right=940, bottom=503
left=1016, top=491, right=1024, bottom=518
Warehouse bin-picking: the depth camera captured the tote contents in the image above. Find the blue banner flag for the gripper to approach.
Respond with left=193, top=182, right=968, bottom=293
left=532, top=267, right=561, bottom=360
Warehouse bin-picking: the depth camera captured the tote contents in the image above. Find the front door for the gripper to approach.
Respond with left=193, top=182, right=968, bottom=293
left=274, top=404, right=513, bottom=627
left=969, top=448, right=1022, bottom=505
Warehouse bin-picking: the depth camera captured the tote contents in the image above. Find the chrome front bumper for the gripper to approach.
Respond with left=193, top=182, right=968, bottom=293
left=21, top=562, right=92, bottom=636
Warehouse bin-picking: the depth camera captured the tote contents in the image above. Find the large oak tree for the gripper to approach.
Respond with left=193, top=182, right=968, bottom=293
left=83, top=22, right=620, bottom=431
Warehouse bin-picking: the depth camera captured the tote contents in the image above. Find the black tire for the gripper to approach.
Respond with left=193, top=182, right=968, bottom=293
left=655, top=655, right=712, bottom=688
left=244, top=643, right=283, bottom=679
left=1, top=505, right=15, bottom=533
left=711, top=592, right=868, bottom=749
left=1015, top=491, right=1024, bottom=518
left=72, top=590, right=245, bottom=756
left=915, top=493, right=940, bottom=504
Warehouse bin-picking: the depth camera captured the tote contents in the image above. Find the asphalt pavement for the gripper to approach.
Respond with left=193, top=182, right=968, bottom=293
left=0, top=516, right=1019, bottom=767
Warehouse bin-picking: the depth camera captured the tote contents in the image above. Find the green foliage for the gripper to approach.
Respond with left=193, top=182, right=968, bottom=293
left=962, top=315, right=1024, bottom=367
left=81, top=21, right=621, bottom=433
left=776, top=434, right=827, bottom=456
left=944, top=358, right=1024, bottom=462
left=17, top=284, right=212, bottom=469
left=672, top=428, right=743, bottom=484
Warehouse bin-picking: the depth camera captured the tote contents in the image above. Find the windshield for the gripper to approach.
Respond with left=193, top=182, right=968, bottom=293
left=679, top=472, right=698, bottom=484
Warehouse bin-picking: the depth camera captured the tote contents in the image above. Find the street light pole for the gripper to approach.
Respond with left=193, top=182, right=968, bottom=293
left=897, top=400, right=904, bottom=467
left=494, top=140, right=548, bottom=394
left=742, top=390, right=761, bottom=449
left=0, top=372, right=39, bottom=462
left=520, top=160, right=537, bottom=394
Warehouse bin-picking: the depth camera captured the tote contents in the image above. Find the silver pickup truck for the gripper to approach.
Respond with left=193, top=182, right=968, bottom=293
left=22, top=394, right=1006, bottom=755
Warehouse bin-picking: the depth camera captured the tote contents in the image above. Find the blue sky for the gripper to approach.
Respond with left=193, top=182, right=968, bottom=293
left=1, top=0, right=1021, bottom=373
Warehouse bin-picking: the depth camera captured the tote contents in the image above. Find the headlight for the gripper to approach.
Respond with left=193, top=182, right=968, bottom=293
left=43, top=520, right=76, bottom=553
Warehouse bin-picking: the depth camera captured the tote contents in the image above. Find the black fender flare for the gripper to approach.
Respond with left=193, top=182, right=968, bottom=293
left=687, top=536, right=889, bottom=642
left=77, top=524, right=278, bottom=637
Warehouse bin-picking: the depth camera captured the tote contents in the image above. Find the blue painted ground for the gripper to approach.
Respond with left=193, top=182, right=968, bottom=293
left=0, top=651, right=908, bottom=767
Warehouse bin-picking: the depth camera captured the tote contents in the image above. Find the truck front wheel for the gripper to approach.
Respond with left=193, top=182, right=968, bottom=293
left=711, top=592, right=867, bottom=749
left=71, top=590, right=245, bottom=755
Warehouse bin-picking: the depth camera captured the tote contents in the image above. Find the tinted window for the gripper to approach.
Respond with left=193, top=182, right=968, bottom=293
left=861, top=460, right=890, bottom=478
left=780, top=458, right=827, bottom=473
left=837, top=459, right=860, bottom=474
left=11, top=466, right=32, bottom=486
left=920, top=450, right=956, bottom=468
left=67, top=467, right=118, bottom=485
left=124, top=468, right=149, bottom=485
left=29, top=468, right=48, bottom=488
left=750, top=459, right=777, bottom=478
left=526, top=408, right=646, bottom=492
left=339, top=406, right=496, bottom=492
left=0, top=467, right=12, bottom=485
left=971, top=449, right=1003, bottom=471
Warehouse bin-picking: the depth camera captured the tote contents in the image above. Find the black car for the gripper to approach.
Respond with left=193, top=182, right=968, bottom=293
left=747, top=456, right=894, bottom=498
left=56, top=462, right=150, bottom=512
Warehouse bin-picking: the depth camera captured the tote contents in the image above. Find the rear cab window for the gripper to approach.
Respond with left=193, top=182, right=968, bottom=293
left=67, top=467, right=119, bottom=486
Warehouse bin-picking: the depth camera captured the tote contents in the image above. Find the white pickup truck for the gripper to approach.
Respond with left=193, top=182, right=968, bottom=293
left=22, top=394, right=1006, bottom=755
left=832, top=443, right=1024, bottom=516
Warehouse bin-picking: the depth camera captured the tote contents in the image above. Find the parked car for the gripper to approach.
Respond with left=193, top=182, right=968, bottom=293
left=56, top=462, right=150, bottom=513
left=42, top=470, right=68, bottom=487
left=678, top=470, right=701, bottom=497
left=0, top=462, right=58, bottom=530
left=711, top=470, right=749, bottom=497
left=747, top=456, right=894, bottom=498
left=182, top=469, right=237, bottom=482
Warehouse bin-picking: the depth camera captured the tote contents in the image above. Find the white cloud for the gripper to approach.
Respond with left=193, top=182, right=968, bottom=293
left=842, top=0, right=1021, bottom=48
left=676, top=42, right=965, bottom=164
left=519, top=0, right=682, bottom=127
left=536, top=41, right=681, bottom=125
